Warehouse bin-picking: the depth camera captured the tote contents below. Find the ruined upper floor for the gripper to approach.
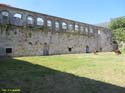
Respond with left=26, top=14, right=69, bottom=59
left=0, top=4, right=111, bottom=36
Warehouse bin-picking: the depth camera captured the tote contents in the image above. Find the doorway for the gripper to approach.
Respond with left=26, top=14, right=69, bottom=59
left=86, top=45, right=89, bottom=53
left=43, top=43, right=49, bottom=56
left=112, top=41, right=118, bottom=51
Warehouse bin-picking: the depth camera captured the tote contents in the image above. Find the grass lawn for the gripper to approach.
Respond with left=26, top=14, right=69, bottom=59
left=0, top=52, right=125, bottom=93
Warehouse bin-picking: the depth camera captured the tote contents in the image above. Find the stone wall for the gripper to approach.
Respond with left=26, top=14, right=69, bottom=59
left=0, top=4, right=112, bottom=56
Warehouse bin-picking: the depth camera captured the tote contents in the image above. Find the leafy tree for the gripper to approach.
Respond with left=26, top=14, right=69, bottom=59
left=109, top=16, right=125, bottom=29
left=108, top=17, right=125, bottom=52
left=108, top=16, right=125, bottom=41
left=112, top=28, right=125, bottom=41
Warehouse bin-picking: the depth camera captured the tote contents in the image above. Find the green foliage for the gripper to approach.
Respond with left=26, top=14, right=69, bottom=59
left=109, top=16, right=125, bottom=30
left=112, top=28, right=125, bottom=41
left=108, top=17, right=125, bottom=42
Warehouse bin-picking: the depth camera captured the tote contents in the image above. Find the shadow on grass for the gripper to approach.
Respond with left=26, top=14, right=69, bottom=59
left=0, top=58, right=125, bottom=93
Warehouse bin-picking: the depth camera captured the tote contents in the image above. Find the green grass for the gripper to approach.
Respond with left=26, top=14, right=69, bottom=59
left=0, top=52, right=125, bottom=93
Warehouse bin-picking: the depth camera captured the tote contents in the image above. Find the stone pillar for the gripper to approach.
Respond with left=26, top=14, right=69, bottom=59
left=59, top=21, right=62, bottom=31
left=52, top=20, right=55, bottom=31
left=72, top=22, right=75, bottom=31
left=43, top=17, right=47, bottom=27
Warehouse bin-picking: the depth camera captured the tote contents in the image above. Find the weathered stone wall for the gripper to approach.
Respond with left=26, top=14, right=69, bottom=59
left=0, top=5, right=112, bottom=56
left=97, top=29, right=112, bottom=52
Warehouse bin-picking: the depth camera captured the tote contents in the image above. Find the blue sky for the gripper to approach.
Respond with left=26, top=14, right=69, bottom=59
left=0, top=0, right=125, bottom=24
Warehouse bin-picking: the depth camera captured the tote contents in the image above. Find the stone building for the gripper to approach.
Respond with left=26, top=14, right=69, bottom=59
left=0, top=4, right=112, bottom=56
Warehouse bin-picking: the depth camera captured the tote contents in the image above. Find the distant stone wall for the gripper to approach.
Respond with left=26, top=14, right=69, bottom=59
left=0, top=5, right=112, bottom=56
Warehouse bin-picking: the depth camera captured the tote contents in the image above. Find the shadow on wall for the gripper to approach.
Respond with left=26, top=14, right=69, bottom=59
left=0, top=58, right=125, bottom=93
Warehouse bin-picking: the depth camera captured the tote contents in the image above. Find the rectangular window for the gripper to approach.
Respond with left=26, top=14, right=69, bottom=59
left=6, top=48, right=12, bottom=53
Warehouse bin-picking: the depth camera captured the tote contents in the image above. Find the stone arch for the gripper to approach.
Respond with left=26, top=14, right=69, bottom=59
left=68, top=24, right=73, bottom=30
left=80, top=26, right=84, bottom=32
left=98, top=29, right=101, bottom=34
left=55, top=21, right=60, bottom=31
left=75, top=24, right=79, bottom=31
left=1, top=10, right=9, bottom=16
left=13, top=13, right=22, bottom=19
left=47, top=19, right=52, bottom=29
left=11, top=12, right=24, bottom=26
left=27, top=15, right=34, bottom=25
left=0, top=10, right=10, bottom=24
left=89, top=27, right=93, bottom=33
left=36, top=17, right=44, bottom=26
left=62, top=22, right=67, bottom=30
left=85, top=27, right=89, bottom=33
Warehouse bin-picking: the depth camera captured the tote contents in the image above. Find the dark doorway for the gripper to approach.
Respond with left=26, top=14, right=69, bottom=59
left=68, top=48, right=72, bottom=52
left=86, top=45, right=89, bottom=53
left=43, top=43, right=49, bottom=56
left=6, top=48, right=12, bottom=54
left=112, top=41, right=118, bottom=51
left=100, top=48, right=102, bottom=52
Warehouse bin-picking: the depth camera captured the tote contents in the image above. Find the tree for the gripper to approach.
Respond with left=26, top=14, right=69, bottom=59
left=108, top=16, right=125, bottom=30
left=108, top=16, right=125, bottom=41
left=108, top=17, right=125, bottom=52
left=112, top=28, right=125, bottom=41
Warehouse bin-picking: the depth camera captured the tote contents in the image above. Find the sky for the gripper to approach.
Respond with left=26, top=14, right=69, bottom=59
left=0, top=0, right=125, bottom=24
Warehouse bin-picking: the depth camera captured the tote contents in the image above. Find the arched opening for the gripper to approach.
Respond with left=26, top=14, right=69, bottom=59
left=90, top=28, right=93, bottom=33
left=80, top=26, right=84, bottom=32
left=13, top=13, right=22, bottom=19
left=85, top=27, right=89, bottom=33
left=98, top=30, right=101, bottom=34
left=47, top=20, right=52, bottom=29
left=12, top=13, right=23, bottom=26
left=27, top=16, right=34, bottom=25
left=62, top=22, right=67, bottom=30
left=68, top=24, right=73, bottom=30
left=55, top=21, right=60, bottom=31
left=1, top=11, right=9, bottom=17
left=36, top=17, right=44, bottom=26
left=1, top=11, right=9, bottom=24
left=75, top=24, right=79, bottom=31
left=37, top=17, right=44, bottom=26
